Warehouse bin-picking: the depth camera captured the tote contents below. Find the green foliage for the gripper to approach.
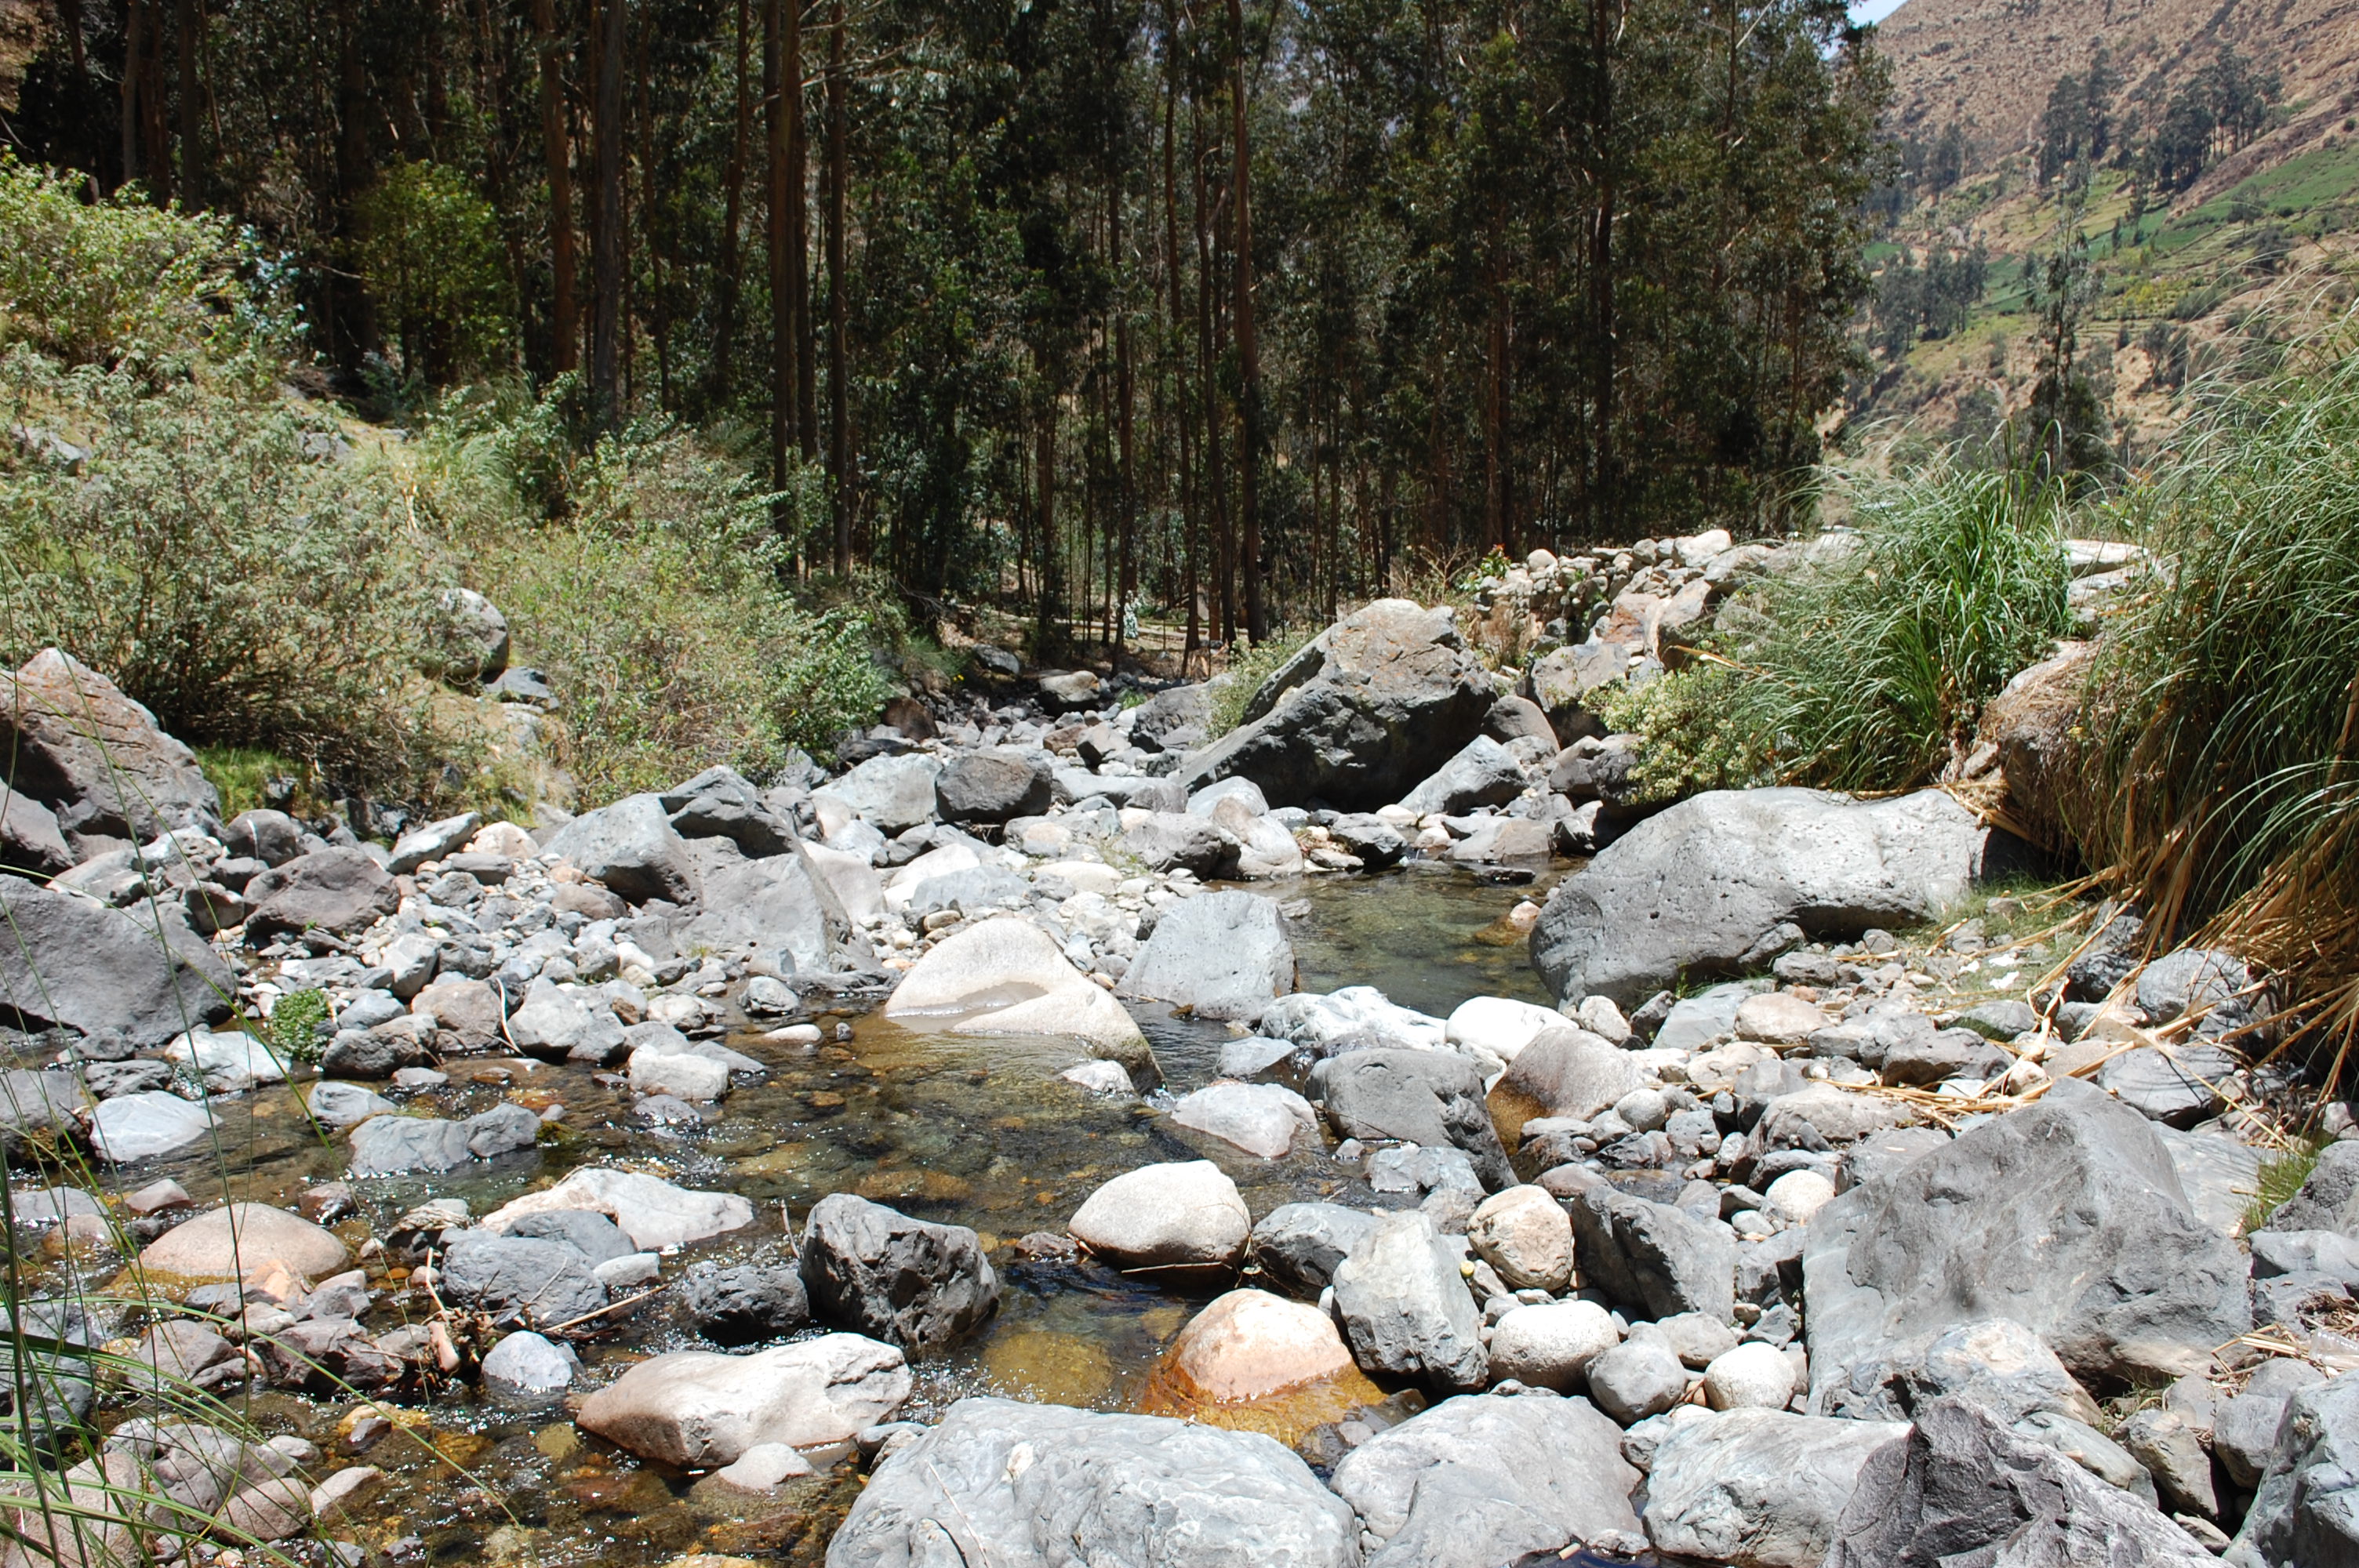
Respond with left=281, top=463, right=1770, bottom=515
left=266, top=989, right=333, bottom=1065
left=1597, top=664, right=1776, bottom=804
left=1207, top=626, right=1318, bottom=739
left=354, top=161, right=516, bottom=382
left=2245, top=1138, right=2328, bottom=1233
left=0, top=350, right=462, bottom=793
left=0, top=155, right=251, bottom=369
left=1610, top=464, right=2074, bottom=797
left=196, top=744, right=305, bottom=818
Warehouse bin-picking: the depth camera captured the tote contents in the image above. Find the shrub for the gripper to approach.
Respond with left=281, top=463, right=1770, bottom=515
left=0, top=154, right=255, bottom=368
left=1206, top=626, right=1317, bottom=739
left=0, top=350, right=460, bottom=793
left=354, top=161, right=517, bottom=382
left=1616, top=464, right=2075, bottom=795
left=1597, top=663, right=1776, bottom=804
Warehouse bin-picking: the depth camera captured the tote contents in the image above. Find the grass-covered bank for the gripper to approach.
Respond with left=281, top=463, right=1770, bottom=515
left=0, top=161, right=925, bottom=821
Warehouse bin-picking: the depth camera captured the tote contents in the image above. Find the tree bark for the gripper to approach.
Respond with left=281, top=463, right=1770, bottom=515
left=710, top=0, right=753, bottom=404
left=825, top=0, right=850, bottom=572
left=174, top=0, right=202, bottom=205
left=121, top=0, right=145, bottom=188
left=765, top=0, right=801, bottom=537
left=1225, top=0, right=1263, bottom=641
left=534, top=0, right=579, bottom=372
left=792, top=0, right=817, bottom=460
left=590, top=0, right=626, bottom=423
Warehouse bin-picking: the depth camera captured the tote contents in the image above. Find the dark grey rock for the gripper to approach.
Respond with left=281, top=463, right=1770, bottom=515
left=680, top=841, right=865, bottom=974
left=541, top=795, right=700, bottom=904
left=800, top=1193, right=1000, bottom=1353
left=1121, top=811, right=1240, bottom=877
left=0, top=882, right=233, bottom=1047
left=2137, top=948, right=2253, bottom=1025
left=2, top=648, right=220, bottom=843
left=1117, top=890, right=1295, bottom=1022
left=319, top=1028, right=431, bottom=1079
left=2230, top=1372, right=2359, bottom=1567
left=347, top=1115, right=473, bottom=1176
left=1397, top=735, right=1527, bottom=816
left=1586, top=1339, right=1688, bottom=1425
left=1327, top=813, right=1408, bottom=869
left=1825, top=1397, right=2214, bottom=1568
left=1129, top=684, right=1213, bottom=753
left=506, top=1209, right=632, bottom=1266
left=2261, top=1140, right=2359, bottom=1233
left=2100, top=1044, right=2239, bottom=1127
left=1646, top=1407, right=1914, bottom=1568
left=1568, top=1185, right=1737, bottom=1323
left=1310, top=1047, right=1512, bottom=1190
left=437, top=1232, right=606, bottom=1327
left=1249, top=1203, right=1381, bottom=1298
left=463, top=1102, right=542, bottom=1159
left=935, top=750, right=1055, bottom=825
left=241, top=848, right=400, bottom=939
left=663, top=768, right=798, bottom=857
left=678, top=1258, right=810, bottom=1345
left=827, top=1397, right=1358, bottom=1568
left=1330, top=1210, right=1487, bottom=1392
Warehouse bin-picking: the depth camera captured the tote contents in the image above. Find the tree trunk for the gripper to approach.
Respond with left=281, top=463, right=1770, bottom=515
left=765, top=0, right=801, bottom=537
left=1587, top=0, right=1616, bottom=534
left=635, top=30, right=668, bottom=405
left=1165, top=40, right=1198, bottom=658
left=710, top=0, right=752, bottom=404
left=174, top=0, right=202, bottom=205
left=826, top=0, right=849, bottom=571
left=534, top=0, right=579, bottom=372
left=1225, top=0, right=1263, bottom=641
left=791, top=0, right=816, bottom=461
left=590, top=0, right=625, bottom=423
left=121, top=0, right=144, bottom=188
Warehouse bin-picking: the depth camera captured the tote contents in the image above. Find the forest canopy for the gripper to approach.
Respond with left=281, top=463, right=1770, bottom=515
left=11, top=0, right=1888, bottom=644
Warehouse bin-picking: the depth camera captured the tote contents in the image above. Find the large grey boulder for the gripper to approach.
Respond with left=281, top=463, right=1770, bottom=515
left=1309, top=1047, right=1513, bottom=1190
left=1116, top=890, right=1294, bottom=1022
left=1249, top=1203, right=1381, bottom=1298
left=0, top=882, right=232, bottom=1047
left=1169, top=1082, right=1319, bottom=1160
left=2, top=648, right=220, bottom=844
left=827, top=1397, right=1358, bottom=1568
left=1530, top=787, right=2017, bottom=1007
left=815, top=753, right=943, bottom=834
left=438, top=1232, right=606, bottom=1327
left=934, top=750, right=1053, bottom=826
left=663, top=767, right=798, bottom=858
left=1648, top=1408, right=1915, bottom=1568
left=1396, top=735, right=1527, bottom=816
left=1067, top=1160, right=1249, bottom=1274
left=2230, top=1373, right=2359, bottom=1568
left=800, top=1194, right=1000, bottom=1353
left=1, top=786, right=72, bottom=877
left=1172, top=600, right=1497, bottom=810
left=1803, top=1080, right=2251, bottom=1417
left=1329, top=1393, right=1639, bottom=1567
left=1129, top=683, right=1213, bottom=753
left=1329, top=1210, right=1487, bottom=1392
left=430, top=587, right=511, bottom=681
left=0, top=1069, right=89, bottom=1156
left=580, top=1334, right=910, bottom=1468
left=1569, top=1185, right=1737, bottom=1323
left=1827, top=1397, right=2214, bottom=1568
left=542, top=795, right=699, bottom=905
left=680, top=1258, right=812, bottom=1345
left=1486, top=1025, right=1641, bottom=1145
left=681, top=842, right=865, bottom=974
left=88, top=1090, right=214, bottom=1160
left=1121, top=811, right=1240, bottom=877
left=242, top=848, right=400, bottom=939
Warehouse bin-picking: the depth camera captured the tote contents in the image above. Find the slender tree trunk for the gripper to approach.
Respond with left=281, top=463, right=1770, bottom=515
left=174, top=0, right=202, bottom=205
left=1192, top=107, right=1231, bottom=644
left=1163, top=12, right=1197, bottom=658
left=765, top=0, right=801, bottom=538
left=534, top=0, right=579, bottom=372
left=635, top=31, right=669, bottom=405
left=1225, top=0, right=1263, bottom=641
left=791, top=0, right=816, bottom=460
left=1036, top=372, right=1059, bottom=652
left=1588, top=0, right=1616, bottom=533
left=57, top=0, right=85, bottom=85
left=332, top=0, right=370, bottom=357
left=590, top=0, right=625, bottom=422
left=826, top=0, right=849, bottom=570
left=424, top=0, right=448, bottom=152
left=121, top=0, right=145, bottom=188
left=1115, top=187, right=1136, bottom=648
left=140, top=0, right=169, bottom=202
left=1485, top=239, right=1508, bottom=550
left=710, top=0, right=752, bottom=404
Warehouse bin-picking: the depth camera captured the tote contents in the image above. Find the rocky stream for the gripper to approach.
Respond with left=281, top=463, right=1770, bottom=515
left=3, top=543, right=2353, bottom=1568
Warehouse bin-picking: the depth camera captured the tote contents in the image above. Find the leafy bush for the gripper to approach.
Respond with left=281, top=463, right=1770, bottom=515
left=1616, top=466, right=2074, bottom=795
left=1597, top=663, right=1776, bottom=804
left=355, top=161, right=516, bottom=381
left=0, top=154, right=255, bottom=368
left=1206, top=626, right=1317, bottom=739
left=0, top=350, right=461, bottom=792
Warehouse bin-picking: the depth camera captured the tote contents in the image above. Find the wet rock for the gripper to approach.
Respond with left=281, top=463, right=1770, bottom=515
left=466, top=1101, right=542, bottom=1157
left=576, top=1333, right=912, bottom=1468
left=481, top=1330, right=580, bottom=1394
left=304, top=1080, right=396, bottom=1134
left=438, top=1232, right=607, bottom=1327
left=1802, top=1080, right=2250, bottom=1415
left=1568, top=1185, right=1737, bottom=1323
left=1488, top=1301, right=1621, bottom=1392
left=1311, top=1048, right=1513, bottom=1191
left=679, top=1258, right=811, bottom=1345
left=507, top=1209, right=633, bottom=1265
left=1531, top=787, right=2014, bottom=1007
left=883, top=913, right=1152, bottom=1076
left=1169, top=1081, right=1319, bottom=1160
left=629, top=1043, right=729, bottom=1101
left=88, top=1089, right=216, bottom=1160
left=1068, top=1160, right=1250, bottom=1274
left=1248, top=1202, right=1381, bottom=1298
left=1649, top=1407, right=1914, bottom=1568
left=1329, top=1392, right=1640, bottom=1568
left=827, top=1396, right=1357, bottom=1568
left=541, top=794, right=700, bottom=904
left=125, top=1321, right=241, bottom=1392
left=1153, top=1288, right=1356, bottom=1402
left=1330, top=1210, right=1487, bottom=1392
left=935, top=750, right=1054, bottom=825
left=1117, top=889, right=1295, bottom=1022
left=242, top=848, right=400, bottom=939
left=0, top=1066, right=92, bottom=1152
left=1173, top=599, right=1496, bottom=810
left=0, top=882, right=233, bottom=1047
left=2, top=648, right=220, bottom=842
left=1587, top=1339, right=1689, bottom=1425
left=481, top=1164, right=754, bottom=1251
left=139, top=1204, right=347, bottom=1279
left=347, top=1113, right=472, bottom=1175
left=321, top=1024, right=434, bottom=1077
left=801, top=1193, right=1001, bottom=1352
left=1467, top=1185, right=1574, bottom=1292
left=1826, top=1396, right=2212, bottom=1568
left=1487, top=1025, right=1641, bottom=1146
left=164, top=1028, right=290, bottom=1094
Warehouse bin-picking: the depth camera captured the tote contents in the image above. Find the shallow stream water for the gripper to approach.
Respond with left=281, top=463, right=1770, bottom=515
left=23, top=865, right=1589, bottom=1567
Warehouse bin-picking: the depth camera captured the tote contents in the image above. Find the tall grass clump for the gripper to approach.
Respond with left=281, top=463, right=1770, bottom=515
left=1608, top=463, right=2076, bottom=795
left=1206, top=626, right=1318, bottom=739
left=2063, top=330, right=2359, bottom=1060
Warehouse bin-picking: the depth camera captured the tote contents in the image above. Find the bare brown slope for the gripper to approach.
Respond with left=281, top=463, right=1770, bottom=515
left=1877, top=0, right=2359, bottom=175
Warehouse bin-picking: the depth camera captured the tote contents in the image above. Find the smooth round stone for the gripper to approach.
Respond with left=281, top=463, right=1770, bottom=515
left=1703, top=1341, right=1797, bottom=1410
left=138, top=1203, right=348, bottom=1280
left=1067, top=1160, right=1249, bottom=1272
left=481, top=1330, right=581, bottom=1394
left=1763, top=1169, right=1837, bottom=1227
left=713, top=1442, right=816, bottom=1489
left=1587, top=1339, right=1689, bottom=1425
left=1487, top=1300, right=1622, bottom=1392
left=1157, top=1289, right=1354, bottom=1402
left=1467, top=1185, right=1575, bottom=1293
left=1613, top=1088, right=1670, bottom=1134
